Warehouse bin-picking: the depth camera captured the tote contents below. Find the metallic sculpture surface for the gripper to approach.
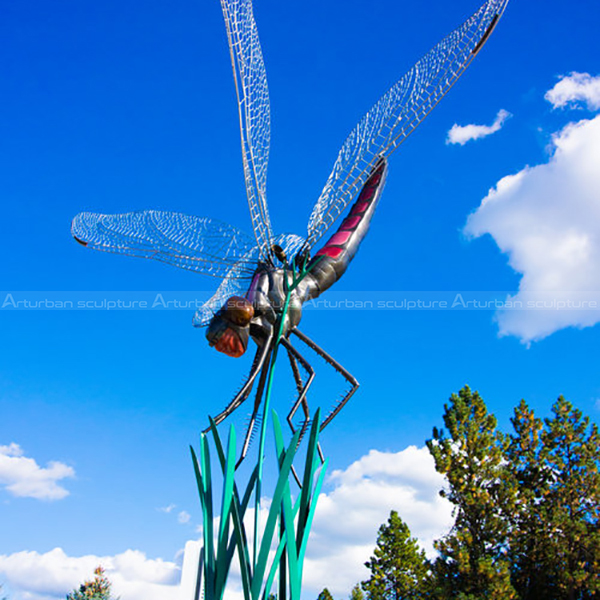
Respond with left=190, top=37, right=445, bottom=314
left=72, top=0, right=509, bottom=457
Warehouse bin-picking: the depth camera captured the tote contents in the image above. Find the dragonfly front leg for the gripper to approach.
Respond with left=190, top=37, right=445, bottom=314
left=292, top=328, right=359, bottom=431
left=237, top=349, right=272, bottom=468
left=204, top=332, right=273, bottom=434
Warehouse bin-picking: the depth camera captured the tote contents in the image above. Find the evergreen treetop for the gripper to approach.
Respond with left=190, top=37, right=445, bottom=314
left=66, top=566, right=115, bottom=600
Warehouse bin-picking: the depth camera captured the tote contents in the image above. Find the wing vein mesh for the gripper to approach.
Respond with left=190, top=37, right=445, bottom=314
left=72, top=210, right=258, bottom=279
left=306, top=0, right=509, bottom=248
left=221, top=0, right=274, bottom=258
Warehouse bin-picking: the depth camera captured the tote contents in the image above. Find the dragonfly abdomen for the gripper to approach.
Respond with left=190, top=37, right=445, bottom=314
left=308, top=158, right=388, bottom=297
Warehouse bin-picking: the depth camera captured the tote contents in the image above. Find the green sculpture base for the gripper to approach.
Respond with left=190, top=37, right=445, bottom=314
left=191, top=410, right=327, bottom=600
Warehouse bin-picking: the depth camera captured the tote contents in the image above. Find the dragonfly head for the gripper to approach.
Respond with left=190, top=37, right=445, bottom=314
left=206, top=296, right=254, bottom=358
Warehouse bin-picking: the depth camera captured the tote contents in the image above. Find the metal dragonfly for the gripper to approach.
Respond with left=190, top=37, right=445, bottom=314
left=72, top=0, right=508, bottom=462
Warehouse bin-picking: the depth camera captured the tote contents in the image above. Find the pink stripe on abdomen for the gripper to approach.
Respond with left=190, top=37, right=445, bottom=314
left=315, top=159, right=386, bottom=260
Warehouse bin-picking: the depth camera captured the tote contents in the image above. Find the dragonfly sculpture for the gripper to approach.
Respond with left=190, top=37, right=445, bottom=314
left=72, top=0, right=508, bottom=461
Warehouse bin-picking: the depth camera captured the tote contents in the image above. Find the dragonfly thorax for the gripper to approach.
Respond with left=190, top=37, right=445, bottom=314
left=246, top=266, right=310, bottom=340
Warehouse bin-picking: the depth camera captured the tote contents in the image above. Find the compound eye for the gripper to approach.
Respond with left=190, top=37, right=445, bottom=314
left=223, top=296, right=254, bottom=326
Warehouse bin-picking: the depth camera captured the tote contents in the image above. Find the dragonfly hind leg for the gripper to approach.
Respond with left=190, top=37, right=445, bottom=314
left=281, top=336, right=324, bottom=486
left=281, top=337, right=315, bottom=444
left=292, top=328, right=359, bottom=431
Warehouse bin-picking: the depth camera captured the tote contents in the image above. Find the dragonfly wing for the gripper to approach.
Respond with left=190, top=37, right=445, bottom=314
left=193, top=232, right=306, bottom=327
left=72, top=210, right=257, bottom=280
left=220, top=0, right=274, bottom=260
left=306, top=0, right=509, bottom=248
left=274, top=233, right=306, bottom=262
left=193, top=247, right=260, bottom=327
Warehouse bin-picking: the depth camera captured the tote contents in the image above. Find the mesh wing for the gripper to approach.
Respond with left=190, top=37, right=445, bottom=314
left=193, top=233, right=306, bottom=327
left=273, top=233, right=307, bottom=264
left=192, top=248, right=259, bottom=327
left=306, top=0, right=509, bottom=248
left=221, top=0, right=274, bottom=260
left=71, top=210, right=258, bottom=279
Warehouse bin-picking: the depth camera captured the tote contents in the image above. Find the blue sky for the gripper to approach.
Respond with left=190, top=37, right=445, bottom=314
left=1, top=0, right=600, bottom=598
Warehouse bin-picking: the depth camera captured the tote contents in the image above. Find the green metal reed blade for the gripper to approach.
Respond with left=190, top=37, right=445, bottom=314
left=191, top=410, right=326, bottom=600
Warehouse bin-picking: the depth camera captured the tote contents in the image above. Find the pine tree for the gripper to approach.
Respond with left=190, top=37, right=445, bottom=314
left=506, top=399, right=556, bottom=599
left=507, top=397, right=600, bottom=599
left=539, top=397, right=600, bottom=599
left=66, top=566, right=115, bottom=600
left=350, top=583, right=365, bottom=600
left=361, top=510, right=430, bottom=600
left=317, top=589, right=334, bottom=600
left=426, top=386, right=515, bottom=599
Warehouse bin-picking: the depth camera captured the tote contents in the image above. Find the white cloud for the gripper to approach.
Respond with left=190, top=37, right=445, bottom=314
left=158, top=503, right=176, bottom=514
left=446, top=109, right=511, bottom=145
left=545, top=72, right=600, bottom=111
left=303, top=446, right=452, bottom=596
left=464, top=110, right=600, bottom=343
left=0, top=443, right=75, bottom=501
left=183, top=446, right=451, bottom=600
left=178, top=510, right=191, bottom=524
left=2, top=447, right=451, bottom=600
left=0, top=547, right=180, bottom=600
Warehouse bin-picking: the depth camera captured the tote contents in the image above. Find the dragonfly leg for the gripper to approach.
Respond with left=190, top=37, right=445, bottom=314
left=203, top=333, right=272, bottom=434
left=280, top=337, right=315, bottom=444
left=292, top=328, right=359, bottom=432
left=236, top=336, right=274, bottom=468
left=281, top=336, right=319, bottom=486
